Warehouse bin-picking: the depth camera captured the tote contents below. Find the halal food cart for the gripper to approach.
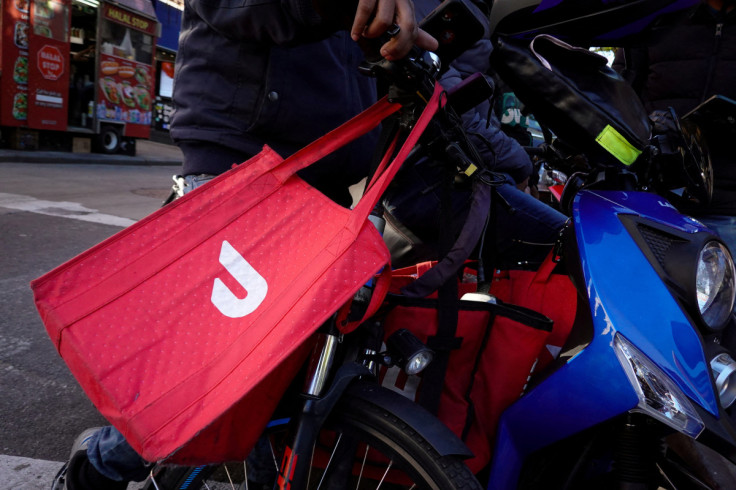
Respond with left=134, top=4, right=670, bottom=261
left=0, top=0, right=159, bottom=154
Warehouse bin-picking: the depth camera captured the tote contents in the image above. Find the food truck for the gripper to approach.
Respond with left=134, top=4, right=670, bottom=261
left=1, top=0, right=159, bottom=154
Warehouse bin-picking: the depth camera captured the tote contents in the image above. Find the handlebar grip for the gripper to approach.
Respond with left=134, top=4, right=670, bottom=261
left=525, top=147, right=546, bottom=157
left=356, top=32, right=393, bottom=63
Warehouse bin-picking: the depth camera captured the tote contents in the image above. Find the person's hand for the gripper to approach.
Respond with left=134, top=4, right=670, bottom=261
left=351, top=0, right=438, bottom=60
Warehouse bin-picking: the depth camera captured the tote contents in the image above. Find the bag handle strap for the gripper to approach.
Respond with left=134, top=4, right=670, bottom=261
left=330, top=83, right=445, bottom=335
left=271, top=83, right=443, bottom=211
left=399, top=177, right=491, bottom=297
left=336, top=265, right=393, bottom=334
left=270, top=95, right=402, bottom=184
left=532, top=249, right=559, bottom=284
left=530, top=34, right=606, bottom=72
left=350, top=83, right=445, bottom=230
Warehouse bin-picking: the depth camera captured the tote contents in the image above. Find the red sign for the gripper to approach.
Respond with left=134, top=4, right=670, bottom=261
left=36, top=44, right=64, bottom=80
left=0, top=0, right=30, bottom=126
left=103, top=3, right=157, bottom=36
left=26, top=0, right=70, bottom=130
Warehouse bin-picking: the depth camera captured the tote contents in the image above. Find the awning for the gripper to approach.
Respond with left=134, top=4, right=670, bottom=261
left=114, top=0, right=157, bottom=20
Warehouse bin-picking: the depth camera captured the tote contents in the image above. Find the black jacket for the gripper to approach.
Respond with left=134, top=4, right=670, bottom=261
left=614, top=2, right=736, bottom=214
left=170, top=0, right=378, bottom=204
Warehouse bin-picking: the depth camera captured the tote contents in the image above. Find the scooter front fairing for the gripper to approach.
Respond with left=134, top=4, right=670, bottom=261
left=487, top=189, right=724, bottom=489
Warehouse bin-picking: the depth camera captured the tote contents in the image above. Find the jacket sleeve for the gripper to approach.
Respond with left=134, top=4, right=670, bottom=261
left=613, top=46, right=649, bottom=95
left=439, top=42, right=533, bottom=185
left=186, top=0, right=339, bottom=45
left=463, top=110, right=533, bottom=186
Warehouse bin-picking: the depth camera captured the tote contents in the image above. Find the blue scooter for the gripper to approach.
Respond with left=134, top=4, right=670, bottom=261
left=484, top=2, right=736, bottom=487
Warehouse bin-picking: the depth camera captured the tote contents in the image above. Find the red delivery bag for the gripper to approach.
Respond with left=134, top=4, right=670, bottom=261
left=378, top=262, right=553, bottom=473
left=490, top=249, right=578, bottom=371
left=30, top=84, right=444, bottom=464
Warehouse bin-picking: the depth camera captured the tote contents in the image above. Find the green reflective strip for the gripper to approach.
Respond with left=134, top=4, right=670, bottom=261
left=595, top=125, right=641, bottom=166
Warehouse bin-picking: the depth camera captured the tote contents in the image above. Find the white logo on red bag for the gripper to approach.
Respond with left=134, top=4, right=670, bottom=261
left=211, top=240, right=268, bottom=318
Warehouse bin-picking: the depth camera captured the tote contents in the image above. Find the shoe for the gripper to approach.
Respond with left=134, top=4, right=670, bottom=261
left=69, top=428, right=103, bottom=459
left=51, top=428, right=102, bottom=490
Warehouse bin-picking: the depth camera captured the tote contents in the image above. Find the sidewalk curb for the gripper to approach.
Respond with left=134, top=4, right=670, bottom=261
left=0, top=150, right=181, bottom=166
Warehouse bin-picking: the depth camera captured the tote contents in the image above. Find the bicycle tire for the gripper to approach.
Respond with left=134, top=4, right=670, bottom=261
left=143, top=392, right=482, bottom=490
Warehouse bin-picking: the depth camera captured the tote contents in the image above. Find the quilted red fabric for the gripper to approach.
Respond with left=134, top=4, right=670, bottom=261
left=31, top=84, right=444, bottom=464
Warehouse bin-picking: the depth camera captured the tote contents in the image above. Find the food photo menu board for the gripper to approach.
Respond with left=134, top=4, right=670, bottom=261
left=96, top=54, right=153, bottom=128
left=1, top=0, right=32, bottom=125
left=1, top=0, right=70, bottom=129
left=95, top=2, right=156, bottom=138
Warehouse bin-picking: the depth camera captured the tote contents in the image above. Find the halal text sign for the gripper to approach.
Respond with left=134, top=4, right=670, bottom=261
left=37, top=45, right=65, bottom=81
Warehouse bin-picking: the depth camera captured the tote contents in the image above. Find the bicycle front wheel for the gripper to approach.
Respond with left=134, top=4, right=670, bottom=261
left=144, top=392, right=482, bottom=490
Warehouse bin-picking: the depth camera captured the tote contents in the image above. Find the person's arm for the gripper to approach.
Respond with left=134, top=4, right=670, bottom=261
left=189, top=0, right=436, bottom=59
left=186, top=0, right=332, bottom=45
left=438, top=37, right=533, bottom=186
left=349, top=0, right=438, bottom=59
left=463, top=109, right=534, bottom=186
left=613, top=46, right=649, bottom=96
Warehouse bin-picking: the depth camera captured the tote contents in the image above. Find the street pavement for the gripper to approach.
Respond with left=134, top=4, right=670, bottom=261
left=0, top=145, right=182, bottom=489
left=0, top=139, right=184, bottom=167
left=4, top=142, right=736, bottom=489
left=0, top=141, right=369, bottom=490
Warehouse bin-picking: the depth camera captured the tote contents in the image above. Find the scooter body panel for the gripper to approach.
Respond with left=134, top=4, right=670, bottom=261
left=575, top=190, right=717, bottom=414
left=487, top=189, right=719, bottom=489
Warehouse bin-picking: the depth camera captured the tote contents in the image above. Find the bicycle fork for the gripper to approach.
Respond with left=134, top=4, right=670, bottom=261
left=274, top=319, right=372, bottom=490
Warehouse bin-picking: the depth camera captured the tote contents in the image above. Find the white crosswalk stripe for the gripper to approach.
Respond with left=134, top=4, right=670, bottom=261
left=0, top=193, right=136, bottom=228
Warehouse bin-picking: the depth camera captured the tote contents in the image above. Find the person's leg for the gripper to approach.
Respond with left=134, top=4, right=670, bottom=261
left=85, top=426, right=151, bottom=481
left=382, top=161, right=568, bottom=269
left=53, top=426, right=149, bottom=490
left=491, top=182, right=568, bottom=268
left=172, top=173, right=217, bottom=198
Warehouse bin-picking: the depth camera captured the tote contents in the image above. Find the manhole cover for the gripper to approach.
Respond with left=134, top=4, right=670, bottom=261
left=131, top=188, right=170, bottom=200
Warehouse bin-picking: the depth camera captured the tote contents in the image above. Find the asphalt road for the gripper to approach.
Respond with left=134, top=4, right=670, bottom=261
left=0, top=160, right=176, bottom=489
left=6, top=156, right=736, bottom=490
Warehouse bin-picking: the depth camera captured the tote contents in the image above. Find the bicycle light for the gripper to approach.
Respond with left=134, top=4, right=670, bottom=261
left=387, top=329, right=434, bottom=375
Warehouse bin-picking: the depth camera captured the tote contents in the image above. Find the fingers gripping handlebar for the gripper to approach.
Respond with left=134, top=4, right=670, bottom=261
left=321, top=0, right=488, bottom=99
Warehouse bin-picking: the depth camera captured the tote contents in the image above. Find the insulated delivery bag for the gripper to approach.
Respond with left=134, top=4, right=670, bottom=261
left=31, top=85, right=443, bottom=464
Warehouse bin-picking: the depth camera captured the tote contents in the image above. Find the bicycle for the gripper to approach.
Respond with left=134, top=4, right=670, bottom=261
left=140, top=2, right=495, bottom=489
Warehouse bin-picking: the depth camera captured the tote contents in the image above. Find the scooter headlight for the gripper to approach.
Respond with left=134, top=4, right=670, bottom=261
left=696, top=241, right=735, bottom=330
left=615, top=334, right=704, bottom=438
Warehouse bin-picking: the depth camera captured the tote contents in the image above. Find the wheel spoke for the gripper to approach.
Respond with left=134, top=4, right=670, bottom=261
left=317, top=432, right=342, bottom=490
left=148, top=470, right=161, bottom=490
left=268, top=435, right=280, bottom=473
left=317, top=432, right=343, bottom=489
left=355, top=444, right=370, bottom=490
left=142, top=393, right=481, bottom=489
left=224, top=464, right=234, bottom=489
left=375, top=458, right=394, bottom=489
left=308, top=440, right=316, bottom=487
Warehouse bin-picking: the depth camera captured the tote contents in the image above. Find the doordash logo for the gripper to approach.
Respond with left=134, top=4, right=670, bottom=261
left=211, top=241, right=268, bottom=318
